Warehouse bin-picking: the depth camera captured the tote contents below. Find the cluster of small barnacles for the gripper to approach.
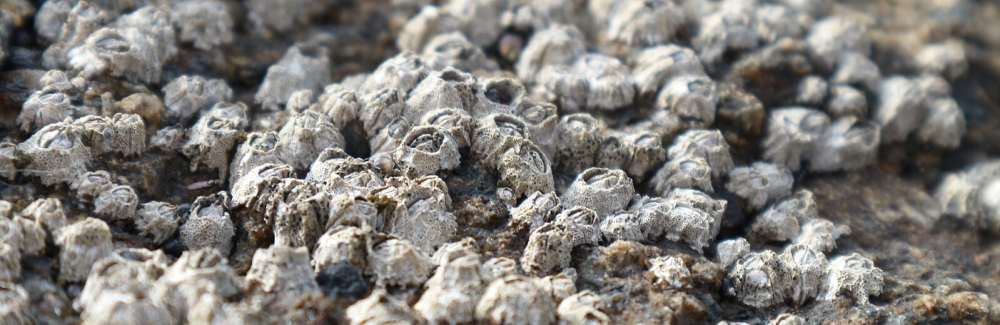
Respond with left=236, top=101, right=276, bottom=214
left=0, top=0, right=988, bottom=323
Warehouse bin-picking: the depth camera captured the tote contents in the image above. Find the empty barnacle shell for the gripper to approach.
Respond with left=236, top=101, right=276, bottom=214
left=915, top=39, right=967, bottom=80
left=497, top=139, right=556, bottom=198
left=630, top=44, right=707, bottom=100
left=313, top=226, right=371, bottom=273
left=56, top=217, right=113, bottom=282
left=725, top=162, right=794, bottom=211
left=534, top=64, right=589, bottom=112
left=555, top=113, right=602, bottom=174
left=825, top=85, right=867, bottom=118
left=471, top=113, right=531, bottom=164
left=306, top=149, right=383, bottom=195
left=369, top=117, right=411, bottom=157
left=346, top=289, right=419, bottom=325
left=181, top=102, right=249, bottom=180
left=716, top=237, right=751, bottom=269
left=806, top=117, right=880, bottom=172
left=18, top=122, right=92, bottom=186
left=805, top=16, right=871, bottom=71
left=667, top=129, right=734, bottom=178
left=135, top=201, right=179, bottom=245
left=593, top=0, right=687, bottom=58
left=794, top=218, right=851, bottom=253
left=691, top=0, right=761, bottom=66
left=422, top=32, right=500, bottom=72
left=366, top=238, right=434, bottom=287
left=762, top=107, right=830, bottom=172
left=651, top=156, right=714, bottom=195
left=820, top=253, right=883, bottom=305
left=510, top=191, right=562, bottom=233
left=521, top=223, right=575, bottom=275
left=359, top=51, right=430, bottom=96
left=572, top=54, right=635, bottom=111
left=728, top=250, right=788, bottom=308
left=795, top=75, right=828, bottom=106
left=162, top=75, right=233, bottom=123
left=553, top=206, right=602, bottom=246
left=475, top=275, right=558, bottom=325
left=830, top=52, right=881, bottom=93
left=70, top=170, right=113, bottom=202
left=393, top=125, right=462, bottom=178
left=110, top=113, right=145, bottom=156
left=557, top=290, right=611, bottom=325
left=229, top=131, right=282, bottom=187
left=246, top=245, right=318, bottom=294
left=93, top=184, right=139, bottom=223
left=405, top=68, right=476, bottom=122
left=0, top=143, right=16, bottom=181
left=277, top=110, right=346, bottom=171
left=415, top=254, right=491, bottom=324
left=515, top=24, right=587, bottom=83
left=17, top=87, right=75, bottom=133
left=599, top=210, right=644, bottom=242
left=360, top=88, right=407, bottom=138
left=169, top=0, right=233, bottom=51
left=473, top=77, right=526, bottom=118
left=419, top=107, right=473, bottom=149
left=179, top=192, right=235, bottom=255
left=663, top=188, right=726, bottom=252
left=916, top=97, right=965, bottom=149
left=255, top=44, right=332, bottom=111
left=563, top=168, right=634, bottom=217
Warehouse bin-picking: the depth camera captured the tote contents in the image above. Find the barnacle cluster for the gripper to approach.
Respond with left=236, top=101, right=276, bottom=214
left=1, top=0, right=999, bottom=323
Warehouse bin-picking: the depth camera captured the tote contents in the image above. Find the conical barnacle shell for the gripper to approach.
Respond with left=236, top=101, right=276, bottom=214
left=563, top=168, right=634, bottom=217
left=806, top=116, right=880, bottom=172
left=472, top=77, right=526, bottom=118
left=475, top=275, right=558, bottom=324
left=422, top=32, right=500, bottom=72
left=762, top=107, right=830, bottom=172
left=472, top=113, right=531, bottom=164
left=419, top=107, right=473, bottom=148
left=820, top=253, right=883, bottom=305
left=255, top=44, right=331, bottom=111
left=497, top=139, right=555, bottom=198
left=359, top=51, right=430, bottom=96
left=17, top=87, right=74, bottom=133
left=667, top=129, right=733, bottom=178
left=555, top=113, right=602, bottom=174
left=392, top=125, right=462, bottom=178
left=179, top=192, right=234, bottom=255
left=516, top=24, right=586, bottom=83
left=366, top=238, right=433, bottom=287
left=170, top=0, right=234, bottom=51
left=18, top=121, right=92, bottom=186
left=651, top=156, right=714, bottom=195
left=277, top=110, right=346, bottom=171
left=725, top=162, right=794, bottom=211
left=136, top=201, right=179, bottom=245
left=229, top=131, right=282, bottom=187
left=405, top=68, right=477, bottom=122
left=630, top=44, right=706, bottom=100
left=182, top=102, right=249, bottom=180
left=56, top=217, right=113, bottom=282
left=162, top=75, right=233, bottom=123
left=93, top=184, right=139, bottom=223
left=593, top=0, right=687, bottom=58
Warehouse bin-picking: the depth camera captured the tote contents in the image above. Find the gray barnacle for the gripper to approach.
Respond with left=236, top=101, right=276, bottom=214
left=805, top=16, right=871, bottom=70
left=70, top=170, right=113, bottom=202
left=325, top=194, right=380, bottom=231
left=313, top=226, right=370, bottom=273
left=510, top=191, right=562, bottom=233
left=475, top=275, right=558, bottom=325
left=754, top=4, right=807, bottom=44
left=74, top=248, right=169, bottom=314
left=360, top=88, right=407, bottom=139
left=272, top=181, right=326, bottom=249
left=358, top=51, right=430, bottom=96
left=366, top=238, right=434, bottom=287
left=445, top=0, right=505, bottom=48
left=517, top=101, right=559, bottom=155
left=246, top=0, right=324, bottom=35
left=663, top=188, right=727, bottom=252
left=627, top=195, right=674, bottom=242
left=169, top=0, right=233, bottom=51
left=306, top=148, right=383, bottom=195
left=830, top=52, right=881, bottom=93
left=667, top=129, right=734, bottom=178
left=599, top=210, right=644, bottom=242
left=621, top=131, right=667, bottom=179
left=534, top=64, right=588, bottom=113
left=39, top=0, right=108, bottom=69
left=555, top=113, right=602, bottom=174
left=110, top=113, right=145, bottom=156
left=806, top=116, right=880, bottom=172
left=750, top=190, right=818, bottom=243
left=93, top=184, right=139, bottom=223
left=56, top=217, right=113, bottom=282
left=553, top=206, right=602, bottom=246
left=405, top=68, right=476, bottom=122
left=346, top=289, right=419, bottom=325
left=521, top=223, right=575, bottom=275
left=563, top=168, right=635, bottom=217
left=419, top=107, right=473, bottom=149
left=284, top=89, right=313, bottom=114
left=826, top=85, right=867, bottom=118
left=68, top=26, right=165, bottom=84
left=18, top=197, right=67, bottom=237
left=78, top=291, right=173, bottom=325
left=691, top=0, right=761, bottom=66
left=228, top=131, right=282, bottom=187
left=716, top=237, right=750, bottom=269
left=651, top=156, right=714, bottom=195
left=728, top=250, right=789, bottom=308
left=422, top=32, right=500, bottom=72
left=245, top=245, right=318, bottom=294
left=498, top=139, right=556, bottom=198
left=396, top=5, right=460, bottom=53
left=368, top=117, right=411, bottom=157
left=135, top=201, right=179, bottom=245
left=484, top=257, right=520, bottom=279
left=820, top=253, right=883, bottom=305
left=594, top=0, right=687, bottom=58
left=151, top=248, right=245, bottom=320
left=162, top=75, right=233, bottom=123
left=573, top=54, right=635, bottom=111
left=393, top=125, right=461, bottom=178
left=725, top=162, right=794, bottom=211
left=385, top=193, right=458, bottom=255
left=179, top=192, right=235, bottom=254
left=762, top=107, right=830, bottom=172
left=277, top=110, right=346, bottom=171
left=182, top=102, right=249, bottom=180
left=794, top=218, right=851, bottom=253
left=471, top=113, right=531, bottom=164
left=255, top=44, right=332, bottom=111
left=515, top=24, right=587, bottom=83
left=0, top=242, right=19, bottom=283
left=557, top=291, right=610, bottom=325
left=230, top=163, right=295, bottom=209
left=630, top=44, right=706, bottom=100
left=473, top=77, right=526, bottom=118
left=432, top=238, right=478, bottom=266
left=17, top=87, right=75, bottom=133
left=73, top=115, right=115, bottom=154
left=795, top=75, right=828, bottom=106
left=916, top=97, right=965, bottom=149
left=312, top=86, right=361, bottom=131
left=415, top=254, right=491, bottom=324
left=18, top=121, right=92, bottom=186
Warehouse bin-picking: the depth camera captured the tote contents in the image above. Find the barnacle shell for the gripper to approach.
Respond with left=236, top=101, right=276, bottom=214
left=56, top=217, right=113, bottom=282
left=179, top=192, right=235, bottom=254
left=562, top=168, right=634, bottom=217
left=18, top=122, right=92, bottom=186
left=820, top=253, right=883, bottom=305
left=393, top=125, right=462, bottom=178
left=475, top=275, right=557, bottom=325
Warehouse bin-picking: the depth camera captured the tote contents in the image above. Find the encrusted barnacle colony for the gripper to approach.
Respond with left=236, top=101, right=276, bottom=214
left=277, top=110, right=346, bottom=171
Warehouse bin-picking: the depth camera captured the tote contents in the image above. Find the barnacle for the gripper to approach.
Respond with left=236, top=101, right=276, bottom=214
left=655, top=73, right=718, bottom=128
left=366, top=238, right=433, bottom=287
left=557, top=290, right=610, bottom=325
left=359, top=51, right=430, bottom=96
left=631, top=44, right=706, bottom=100
left=555, top=113, right=603, bottom=174
left=794, top=218, right=851, bottom=253
left=419, top=107, right=473, bottom=149
left=806, top=117, right=880, bottom=172
left=162, top=75, right=233, bottom=123
left=255, top=44, right=332, bottom=111
left=278, top=110, right=346, bottom=171
left=246, top=245, right=318, bottom=294
left=360, top=89, right=407, bottom=139
left=826, top=85, right=867, bottom=118
left=179, top=192, right=235, bottom=254
left=691, top=0, right=761, bottom=66
left=805, top=16, right=870, bottom=70
left=75, top=248, right=169, bottom=314
left=473, top=77, right=527, bottom=118
left=651, top=156, right=714, bottom=195
left=135, top=201, right=179, bottom=245
left=516, top=24, right=587, bottom=83
left=393, top=125, right=461, bottom=178
left=592, top=0, right=687, bottom=58
left=93, top=184, right=139, bottom=223
left=915, top=39, right=968, bottom=80
left=415, top=254, right=491, bottom=324
left=510, top=191, right=562, bottom=233
left=405, top=68, right=476, bottom=122
left=346, top=289, right=419, bottom=325
left=716, top=237, right=751, bottom=269
left=662, top=189, right=727, bottom=252
left=668, top=129, right=734, bottom=178
left=18, top=122, right=92, bottom=186
left=572, top=54, right=635, bottom=111
left=475, top=275, right=558, bottom=325
left=56, top=217, right=113, bottom=282
left=725, top=162, right=794, bottom=211
left=422, top=32, right=500, bottom=72
left=17, top=87, right=75, bottom=133
left=728, top=250, right=788, bottom=308
left=497, top=139, right=555, bottom=198
left=554, top=206, right=603, bottom=246
left=762, top=107, right=830, bottom=172
left=169, top=0, right=233, bottom=51
left=70, top=170, right=113, bottom=202
left=229, top=131, right=282, bottom=187
left=181, top=102, right=249, bottom=180
left=563, top=168, right=635, bottom=217
left=749, top=190, right=818, bottom=242
left=521, top=223, right=576, bottom=274
left=648, top=255, right=692, bottom=289
left=0, top=143, right=16, bottom=181
left=820, top=253, right=884, bottom=305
